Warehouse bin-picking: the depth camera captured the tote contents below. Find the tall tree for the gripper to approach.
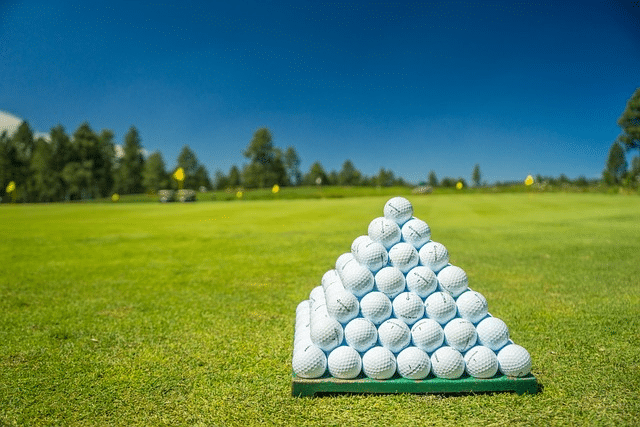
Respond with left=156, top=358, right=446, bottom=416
left=428, top=170, right=438, bottom=187
left=603, top=141, right=627, bottom=185
left=242, top=128, right=286, bottom=188
left=0, top=131, right=10, bottom=199
left=9, top=122, right=35, bottom=201
left=96, top=129, right=116, bottom=197
left=176, top=145, right=199, bottom=189
left=338, top=160, right=362, bottom=186
left=117, top=126, right=145, bottom=194
left=617, top=88, right=640, bottom=154
left=71, top=123, right=102, bottom=198
left=376, top=168, right=395, bottom=187
left=193, top=165, right=212, bottom=190
left=49, top=125, right=73, bottom=200
left=214, top=169, right=229, bottom=190
left=303, top=161, right=328, bottom=185
left=142, top=151, right=168, bottom=192
left=284, top=146, right=302, bottom=186
left=29, top=137, right=59, bottom=201
left=228, top=165, right=241, bottom=187
left=472, top=164, right=481, bottom=187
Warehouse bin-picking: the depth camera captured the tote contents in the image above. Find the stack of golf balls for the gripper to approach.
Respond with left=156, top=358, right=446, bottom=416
left=292, top=197, right=532, bottom=381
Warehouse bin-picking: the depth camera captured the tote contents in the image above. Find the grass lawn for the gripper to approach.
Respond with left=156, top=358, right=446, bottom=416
left=1, top=193, right=639, bottom=426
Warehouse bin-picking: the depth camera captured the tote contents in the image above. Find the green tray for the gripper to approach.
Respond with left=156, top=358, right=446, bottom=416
left=292, top=373, right=538, bottom=397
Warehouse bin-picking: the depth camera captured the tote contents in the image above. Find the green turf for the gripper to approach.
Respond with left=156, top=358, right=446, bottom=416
left=1, top=193, right=639, bottom=426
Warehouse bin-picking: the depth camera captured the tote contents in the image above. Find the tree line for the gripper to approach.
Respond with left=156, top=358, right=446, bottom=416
left=603, top=88, right=640, bottom=187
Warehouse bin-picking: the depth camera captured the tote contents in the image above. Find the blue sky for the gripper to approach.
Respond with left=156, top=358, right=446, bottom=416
left=1, top=0, right=639, bottom=184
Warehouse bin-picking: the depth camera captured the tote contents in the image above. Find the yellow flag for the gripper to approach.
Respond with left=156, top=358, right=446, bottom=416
left=6, top=181, right=15, bottom=193
left=456, top=181, right=463, bottom=190
left=236, top=191, right=243, bottom=199
left=272, top=184, right=280, bottom=194
left=173, top=168, right=185, bottom=182
left=525, top=175, right=534, bottom=186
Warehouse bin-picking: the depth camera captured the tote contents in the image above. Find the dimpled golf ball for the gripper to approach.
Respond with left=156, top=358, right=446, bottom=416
left=430, top=346, right=465, bottom=379
left=437, top=265, right=469, bottom=297
left=392, top=292, right=425, bottom=325
left=328, top=346, right=362, bottom=379
left=456, top=290, right=489, bottom=324
left=362, top=346, right=397, bottom=379
left=374, top=266, right=406, bottom=298
left=377, top=318, right=411, bottom=353
left=497, top=344, right=532, bottom=377
left=368, top=217, right=402, bottom=249
left=476, top=317, right=510, bottom=351
left=383, top=197, right=413, bottom=226
left=321, top=269, right=341, bottom=290
left=292, top=344, right=327, bottom=378
left=351, top=235, right=372, bottom=256
left=339, top=262, right=374, bottom=297
left=396, top=347, right=431, bottom=379
left=464, top=345, right=499, bottom=379
left=405, top=266, right=439, bottom=298
left=401, top=218, right=431, bottom=249
left=355, top=240, right=389, bottom=272
left=296, top=300, right=311, bottom=317
left=443, top=318, right=478, bottom=352
left=309, top=285, right=325, bottom=305
left=310, top=316, right=344, bottom=352
left=424, top=291, right=457, bottom=325
left=388, top=242, right=419, bottom=273
left=344, top=317, right=378, bottom=352
left=325, top=288, right=359, bottom=324
left=411, top=318, right=445, bottom=353
left=419, top=241, right=449, bottom=272
left=335, top=252, right=357, bottom=273
left=359, top=291, right=393, bottom=325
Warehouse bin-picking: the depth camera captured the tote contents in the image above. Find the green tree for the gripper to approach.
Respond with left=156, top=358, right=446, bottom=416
left=284, top=146, right=302, bottom=186
left=242, top=128, right=286, bottom=188
left=0, top=131, right=10, bottom=199
left=617, top=88, right=640, bottom=154
left=176, top=145, right=199, bottom=189
left=8, top=122, right=35, bottom=201
left=603, top=141, right=627, bottom=185
left=116, top=126, right=145, bottom=194
left=49, top=125, right=73, bottom=200
left=338, top=160, right=362, bottom=186
left=376, top=168, right=395, bottom=187
left=193, top=165, right=211, bottom=190
left=96, top=129, right=116, bottom=197
left=472, top=164, right=481, bottom=187
left=214, top=169, right=229, bottom=190
left=228, top=165, right=241, bottom=187
left=428, top=170, right=438, bottom=187
left=29, top=137, right=59, bottom=201
left=142, top=151, right=168, bottom=193
left=303, top=161, right=328, bottom=185
left=71, top=123, right=102, bottom=198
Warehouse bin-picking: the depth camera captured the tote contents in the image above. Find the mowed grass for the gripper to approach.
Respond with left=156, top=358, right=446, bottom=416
left=1, top=193, right=639, bottom=426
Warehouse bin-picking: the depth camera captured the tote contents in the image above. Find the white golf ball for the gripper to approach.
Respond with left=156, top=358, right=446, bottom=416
left=464, top=345, right=499, bottom=379
left=411, top=318, right=445, bottom=353
left=437, top=265, right=469, bottom=297
left=355, top=240, right=388, bottom=272
left=419, top=241, right=449, bottom=272
left=292, top=343, right=327, bottom=378
left=392, top=292, right=425, bottom=325
left=339, top=262, right=374, bottom=297
left=335, top=252, right=357, bottom=273
left=456, top=290, right=488, bottom=324
left=368, top=217, right=402, bottom=249
left=377, top=318, right=411, bottom=353
left=328, top=346, right=362, bottom=379
left=405, top=266, right=439, bottom=298
left=497, top=344, right=532, bottom=377
left=359, top=291, right=393, bottom=325
left=396, top=347, right=431, bottom=379
left=296, top=300, right=311, bottom=317
left=443, top=318, right=478, bottom=352
left=383, top=197, right=413, bottom=226
left=362, top=346, right=397, bottom=379
left=401, top=218, right=431, bottom=249
left=430, top=346, right=465, bottom=379
left=374, top=266, right=406, bottom=298
left=344, top=317, right=378, bottom=353
left=476, top=317, right=510, bottom=351
left=351, top=235, right=372, bottom=255
left=321, top=269, right=341, bottom=290
left=388, top=242, right=419, bottom=273
left=325, top=288, right=360, bottom=324
left=309, top=285, right=325, bottom=305
left=424, top=291, right=457, bottom=325
left=309, top=316, right=344, bottom=352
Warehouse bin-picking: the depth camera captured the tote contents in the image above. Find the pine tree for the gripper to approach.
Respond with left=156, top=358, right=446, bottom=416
left=142, top=151, right=168, bottom=192
left=117, top=126, right=145, bottom=194
left=617, top=88, right=640, bottom=154
left=603, top=141, right=627, bottom=185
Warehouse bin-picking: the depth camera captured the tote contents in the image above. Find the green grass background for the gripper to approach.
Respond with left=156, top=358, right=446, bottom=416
left=1, top=193, right=639, bottom=426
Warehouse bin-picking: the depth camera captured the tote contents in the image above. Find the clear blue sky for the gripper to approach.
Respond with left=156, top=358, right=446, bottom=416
left=1, top=0, right=639, bottom=184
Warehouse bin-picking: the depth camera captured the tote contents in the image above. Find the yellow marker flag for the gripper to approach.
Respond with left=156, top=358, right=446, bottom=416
left=272, top=184, right=280, bottom=194
left=236, top=191, right=243, bottom=199
left=6, top=181, right=16, bottom=193
left=173, top=168, right=185, bottom=182
left=111, top=193, right=120, bottom=202
left=456, top=181, right=463, bottom=190
left=525, top=175, right=534, bottom=186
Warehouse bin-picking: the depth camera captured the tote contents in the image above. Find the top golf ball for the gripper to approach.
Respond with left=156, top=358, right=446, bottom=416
left=383, top=197, right=413, bottom=225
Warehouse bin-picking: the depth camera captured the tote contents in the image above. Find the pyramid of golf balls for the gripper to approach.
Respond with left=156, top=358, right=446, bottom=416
left=292, top=197, right=532, bottom=381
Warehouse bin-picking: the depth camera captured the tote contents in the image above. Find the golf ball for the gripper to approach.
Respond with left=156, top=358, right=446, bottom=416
left=354, top=240, right=389, bottom=272
left=424, top=291, right=457, bottom=325
left=443, top=318, right=478, bottom=352
left=396, top=346, right=431, bottom=379
left=430, top=346, right=465, bottom=379
left=328, top=346, right=362, bottom=379
left=359, top=291, right=393, bottom=325
left=456, top=290, right=488, bottom=324
left=476, top=317, right=510, bottom=351
left=377, top=318, right=411, bottom=353
left=383, top=197, right=414, bottom=226
left=310, top=316, right=344, bottom=352
left=339, top=262, right=374, bottom=297
left=351, top=235, right=372, bottom=256
left=464, top=345, right=499, bottom=379
left=405, top=266, right=438, bottom=298
left=411, top=318, right=444, bottom=353
left=321, top=269, right=341, bottom=290
left=335, top=252, right=357, bottom=273
left=437, top=265, right=469, bottom=297
left=362, top=346, right=397, bottom=380
left=497, top=344, right=532, bottom=377
left=344, top=317, right=378, bottom=353
left=368, top=217, right=402, bottom=249
left=292, top=343, right=327, bottom=378
left=309, top=285, right=325, bottom=306
left=388, top=242, right=419, bottom=273
left=392, top=292, right=425, bottom=325
left=296, top=300, right=311, bottom=317
left=401, top=218, right=431, bottom=249
left=374, top=266, right=406, bottom=298
left=325, top=288, right=359, bottom=324
left=419, top=241, right=449, bottom=272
